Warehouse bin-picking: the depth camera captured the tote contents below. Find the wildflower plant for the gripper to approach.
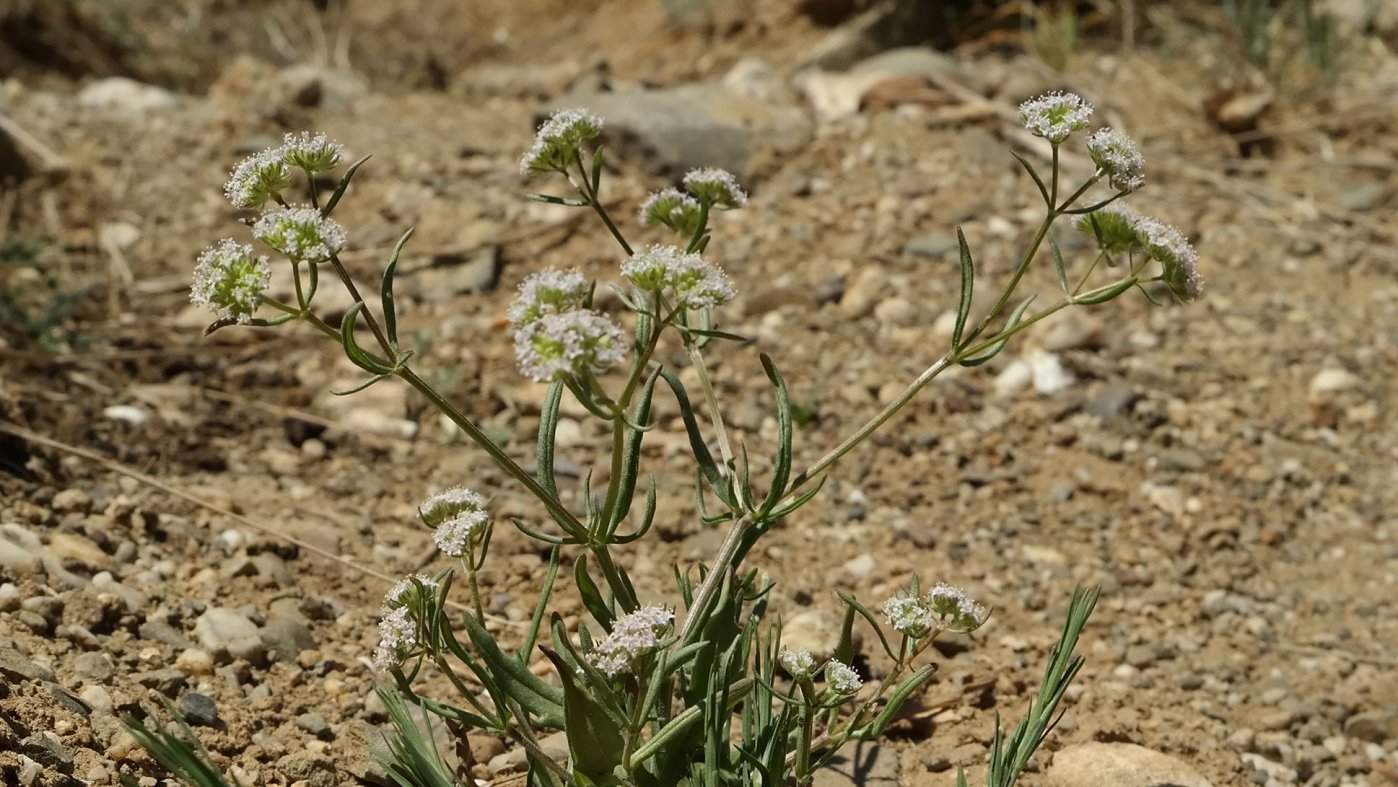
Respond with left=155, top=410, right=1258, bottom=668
left=144, top=94, right=1199, bottom=787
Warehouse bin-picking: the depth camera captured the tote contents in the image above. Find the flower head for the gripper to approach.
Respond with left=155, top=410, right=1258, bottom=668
left=281, top=131, right=344, bottom=173
left=1018, top=92, right=1093, bottom=144
left=384, top=574, right=440, bottom=612
left=683, top=168, right=747, bottom=209
left=882, top=594, right=934, bottom=637
left=519, top=108, right=604, bottom=176
left=1086, top=128, right=1145, bottom=193
left=224, top=147, right=292, bottom=210
left=639, top=188, right=703, bottom=236
left=779, top=647, right=815, bottom=677
left=421, top=486, right=490, bottom=557
left=514, top=310, right=628, bottom=383
left=621, top=244, right=735, bottom=311
left=589, top=604, right=674, bottom=677
left=253, top=206, right=346, bottom=263
left=1074, top=203, right=1145, bottom=256
left=507, top=268, right=591, bottom=329
left=373, top=606, right=417, bottom=671
left=191, top=239, right=271, bottom=324
left=825, top=660, right=862, bottom=695
left=1137, top=218, right=1203, bottom=302
left=927, top=583, right=987, bottom=633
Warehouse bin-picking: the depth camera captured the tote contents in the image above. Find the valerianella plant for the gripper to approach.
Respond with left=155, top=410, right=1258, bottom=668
left=135, top=94, right=1202, bottom=787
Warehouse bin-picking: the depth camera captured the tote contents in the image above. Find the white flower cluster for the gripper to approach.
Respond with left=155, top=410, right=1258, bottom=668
left=682, top=168, right=747, bottom=209
left=589, top=604, right=674, bottom=677
left=420, top=486, right=490, bottom=557
left=621, top=244, right=735, bottom=311
left=223, top=132, right=344, bottom=209
left=1018, top=92, right=1094, bottom=144
left=508, top=268, right=627, bottom=383
left=519, top=108, right=604, bottom=176
left=778, top=647, right=815, bottom=677
left=373, top=574, right=439, bottom=671
left=824, top=660, right=862, bottom=695
left=881, top=594, right=934, bottom=637
left=639, top=188, right=702, bottom=235
left=926, top=583, right=988, bottom=633
left=190, top=239, right=271, bottom=324
left=1086, top=128, right=1146, bottom=193
left=252, top=206, right=347, bottom=263
left=1075, top=205, right=1203, bottom=301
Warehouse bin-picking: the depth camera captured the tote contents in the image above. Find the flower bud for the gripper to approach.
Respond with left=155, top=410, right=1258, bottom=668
left=779, top=647, right=815, bottom=678
left=639, top=188, right=703, bottom=236
left=927, top=583, right=987, bottom=634
left=224, top=148, right=292, bottom=210
left=191, top=239, right=271, bottom=324
left=420, top=486, right=490, bottom=557
left=281, top=131, right=344, bottom=173
left=824, top=660, right=862, bottom=695
left=621, top=244, right=735, bottom=311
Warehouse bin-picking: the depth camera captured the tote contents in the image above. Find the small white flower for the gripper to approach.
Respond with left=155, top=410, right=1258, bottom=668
left=621, top=244, right=735, bottom=311
left=426, top=488, right=491, bottom=558
left=253, top=206, right=346, bottom=263
left=1018, top=92, right=1093, bottom=144
left=514, top=310, right=628, bottom=383
left=927, top=583, right=987, bottom=633
left=507, top=268, right=591, bottom=329
left=373, top=606, right=417, bottom=671
left=281, top=131, right=344, bottom=173
left=224, top=147, right=292, bottom=210
left=683, top=168, right=747, bottom=209
left=589, top=604, right=674, bottom=677
left=779, top=647, right=815, bottom=677
left=1086, top=128, right=1145, bottom=193
left=825, top=660, right=862, bottom=695
left=191, top=239, right=271, bottom=324
left=519, top=107, right=604, bottom=176
left=639, top=188, right=703, bottom=235
left=881, top=595, right=934, bottom=637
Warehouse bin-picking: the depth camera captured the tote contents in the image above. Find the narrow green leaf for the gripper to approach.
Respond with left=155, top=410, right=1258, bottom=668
left=510, top=516, right=572, bottom=545
left=835, top=590, right=897, bottom=662
left=381, top=227, right=415, bottom=351
left=655, top=365, right=733, bottom=508
left=608, top=368, right=660, bottom=535
left=956, top=767, right=970, bottom=787
left=758, top=354, right=793, bottom=516
left=766, top=476, right=825, bottom=520
left=331, top=372, right=388, bottom=396
left=518, top=546, right=562, bottom=664
left=574, top=554, right=614, bottom=630
left=591, top=147, right=605, bottom=193
left=959, top=295, right=1035, bottom=367
left=537, top=382, right=565, bottom=498
left=526, top=193, right=589, bottom=207
left=1074, top=276, right=1137, bottom=305
left=323, top=154, right=371, bottom=217
left=683, top=326, right=751, bottom=344
left=953, top=227, right=975, bottom=351
left=340, top=302, right=395, bottom=374
left=833, top=602, right=857, bottom=667
left=1049, top=235, right=1070, bottom=296
left=611, top=475, right=657, bottom=544
left=1010, top=150, right=1050, bottom=205
left=461, top=615, right=564, bottom=727
left=630, top=704, right=703, bottom=766
left=854, top=664, right=937, bottom=738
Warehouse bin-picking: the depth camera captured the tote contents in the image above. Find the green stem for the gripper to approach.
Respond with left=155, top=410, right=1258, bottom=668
left=677, top=514, right=751, bottom=643
left=574, top=154, right=633, bottom=256
left=685, top=341, right=735, bottom=482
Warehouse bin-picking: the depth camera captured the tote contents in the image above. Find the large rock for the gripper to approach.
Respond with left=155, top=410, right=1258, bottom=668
left=195, top=607, right=265, bottom=664
left=548, top=83, right=810, bottom=178
left=1043, top=742, right=1215, bottom=787
left=76, top=77, right=179, bottom=113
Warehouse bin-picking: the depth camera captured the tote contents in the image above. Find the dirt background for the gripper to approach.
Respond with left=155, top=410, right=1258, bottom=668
left=1, top=1, right=1397, bottom=785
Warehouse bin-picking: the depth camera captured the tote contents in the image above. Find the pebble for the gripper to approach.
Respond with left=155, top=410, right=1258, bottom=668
left=841, top=552, right=877, bottom=579
left=781, top=608, right=849, bottom=661
left=51, top=488, right=93, bottom=513
left=0, top=582, right=21, bottom=612
left=1343, top=706, right=1398, bottom=743
left=79, top=685, right=114, bottom=714
left=178, top=692, right=219, bottom=726
left=175, top=648, right=215, bottom=676
left=296, top=712, right=331, bottom=738
left=1044, top=742, right=1215, bottom=787
left=72, top=652, right=115, bottom=683
left=261, top=617, right=318, bottom=663
left=195, top=607, right=266, bottom=663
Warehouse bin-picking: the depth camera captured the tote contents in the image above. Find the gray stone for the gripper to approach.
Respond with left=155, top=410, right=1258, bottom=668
left=549, top=84, right=810, bottom=178
left=250, top=552, right=293, bottom=586
left=1156, top=448, right=1206, bottom=473
left=21, top=731, right=73, bottom=771
left=76, top=77, right=179, bottom=113
left=781, top=608, right=848, bottom=662
left=20, top=595, right=62, bottom=624
left=261, top=617, right=318, bottom=662
left=195, top=607, right=265, bottom=663
left=178, top=692, right=219, bottom=727
left=1043, top=742, right=1215, bottom=787
left=850, top=47, right=976, bottom=87
left=296, top=712, right=331, bottom=738
left=1344, top=706, right=1398, bottom=743
left=1338, top=180, right=1394, bottom=212
left=135, top=668, right=189, bottom=696
left=138, top=619, right=197, bottom=649
left=0, top=524, right=41, bottom=577
left=1085, top=380, right=1141, bottom=419
left=0, top=648, right=55, bottom=682
left=402, top=247, right=502, bottom=303
left=72, top=652, right=115, bottom=683
left=0, top=582, right=19, bottom=611
left=903, top=234, right=959, bottom=258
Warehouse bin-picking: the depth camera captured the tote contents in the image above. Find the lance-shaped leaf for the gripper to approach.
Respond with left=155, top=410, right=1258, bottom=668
left=526, top=193, right=589, bottom=207
left=536, top=381, right=565, bottom=498
left=540, top=647, right=626, bottom=782
left=574, top=554, right=614, bottom=631
left=1049, top=235, right=1070, bottom=296
left=611, top=475, right=658, bottom=545
left=1074, top=276, right=1137, bottom=305
left=607, top=368, right=660, bottom=535
left=518, top=546, right=562, bottom=664
left=461, top=615, right=564, bottom=728
left=591, top=147, right=605, bottom=194
left=853, top=663, right=937, bottom=738
left=656, top=365, right=733, bottom=508
left=322, top=154, right=371, bottom=217
left=757, top=354, right=793, bottom=516
left=836, top=590, right=897, bottom=662
left=381, top=227, right=414, bottom=351
left=959, top=295, right=1035, bottom=367
left=1010, top=150, right=1050, bottom=205
left=953, top=227, right=977, bottom=351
